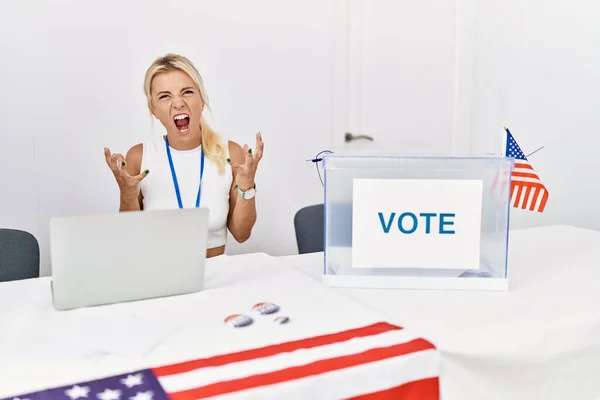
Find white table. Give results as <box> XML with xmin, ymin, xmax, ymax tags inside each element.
<box><xmin>0</xmin><ymin>252</ymin><xmax>439</xmax><ymax>399</ymax></box>
<box><xmin>281</xmin><ymin>225</ymin><xmax>600</xmax><ymax>400</ymax></box>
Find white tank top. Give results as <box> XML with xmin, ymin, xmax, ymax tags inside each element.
<box><xmin>139</xmin><ymin>135</ymin><xmax>233</xmax><ymax>249</ymax></box>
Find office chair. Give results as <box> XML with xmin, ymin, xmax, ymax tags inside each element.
<box><xmin>0</xmin><ymin>229</ymin><xmax>40</xmax><ymax>282</ymax></box>
<box><xmin>293</xmin><ymin>204</ymin><xmax>324</xmax><ymax>254</ymax></box>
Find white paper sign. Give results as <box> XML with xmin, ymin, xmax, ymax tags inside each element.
<box><xmin>351</xmin><ymin>179</ymin><xmax>483</xmax><ymax>269</ymax></box>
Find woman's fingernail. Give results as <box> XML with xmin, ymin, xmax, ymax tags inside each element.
<box><xmin>121</xmin><ymin>161</ymin><xmax>126</xmax><ymax>166</ymax></box>
<box><xmin>144</xmin><ymin>169</ymin><xmax>150</xmax><ymax>174</ymax></box>
<box><xmin>227</xmin><ymin>158</ymin><xmax>231</xmax><ymax>163</ymax></box>
<box><xmin>248</xmin><ymin>149</ymin><xmax>252</xmax><ymax>154</ymax></box>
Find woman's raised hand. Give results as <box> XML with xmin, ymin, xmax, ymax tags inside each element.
<box><xmin>104</xmin><ymin>147</ymin><xmax>149</xmax><ymax>194</ymax></box>
<box><xmin>228</xmin><ymin>132</ymin><xmax>264</xmax><ymax>190</ymax></box>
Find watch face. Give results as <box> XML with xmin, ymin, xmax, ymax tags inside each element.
<box><xmin>243</xmin><ymin>188</ymin><xmax>256</xmax><ymax>200</ymax></box>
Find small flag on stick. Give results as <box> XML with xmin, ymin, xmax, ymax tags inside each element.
<box><xmin>502</xmin><ymin>127</ymin><xmax>549</xmax><ymax>213</ymax></box>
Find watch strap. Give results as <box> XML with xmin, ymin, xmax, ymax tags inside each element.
<box><xmin>235</xmin><ymin>183</ymin><xmax>256</xmax><ymax>197</ymax></box>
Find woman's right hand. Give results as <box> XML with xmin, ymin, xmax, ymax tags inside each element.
<box><xmin>104</xmin><ymin>147</ymin><xmax>149</xmax><ymax>195</ymax></box>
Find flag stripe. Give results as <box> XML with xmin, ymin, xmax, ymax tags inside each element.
<box><xmin>524</xmin><ymin>186</ymin><xmax>534</xmax><ymax>209</ymax></box>
<box><xmin>511</xmin><ymin>183</ymin><xmax>523</xmax><ymax>206</ymax></box>
<box><xmin>519</xmin><ymin>186</ymin><xmax>530</xmax><ymax>208</ymax></box>
<box><xmin>152</xmin><ymin>322</ymin><xmax>401</xmax><ymax>378</ymax></box>
<box><xmin>529</xmin><ymin>188</ymin><xmax>541</xmax><ymax>211</ymax></box>
<box><xmin>513</xmin><ymin>163</ymin><xmax>540</xmax><ymax>179</ymax></box>
<box><xmin>347</xmin><ymin>377</ymin><xmax>440</xmax><ymax>400</ymax></box>
<box><xmin>512</xmin><ymin>176</ymin><xmax>544</xmax><ymax>184</ymax></box>
<box><xmin>514</xmin><ymin>162</ymin><xmax>533</xmax><ymax>170</ymax></box>
<box><xmin>179</xmin><ymin>345</ymin><xmax>440</xmax><ymax>400</ymax></box>
<box><xmin>537</xmin><ymin>189</ymin><xmax>548</xmax><ymax>211</ymax></box>
<box><xmin>158</xmin><ymin>329</ymin><xmax>415</xmax><ymax>392</ymax></box>
<box><xmin>512</xmin><ymin>171</ymin><xmax>539</xmax><ymax>179</ymax></box>
<box><xmin>167</xmin><ymin>338</ymin><xmax>435</xmax><ymax>400</ymax></box>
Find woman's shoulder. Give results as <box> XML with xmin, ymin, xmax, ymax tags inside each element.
<box><xmin>125</xmin><ymin>137</ymin><xmax>159</xmax><ymax>172</ymax></box>
<box><xmin>227</xmin><ymin>140</ymin><xmax>245</xmax><ymax>164</ymax></box>
<box><xmin>125</xmin><ymin>143</ymin><xmax>143</xmax><ymax>161</ymax></box>
<box><xmin>127</xmin><ymin>136</ymin><xmax>162</xmax><ymax>160</ymax></box>
<box><xmin>118</xmin><ymin>143</ymin><xmax>143</xmax><ymax>175</ymax></box>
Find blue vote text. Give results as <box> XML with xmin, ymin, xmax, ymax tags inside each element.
<box><xmin>377</xmin><ymin>212</ymin><xmax>455</xmax><ymax>234</ymax></box>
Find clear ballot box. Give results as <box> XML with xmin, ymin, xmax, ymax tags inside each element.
<box><xmin>322</xmin><ymin>154</ymin><xmax>514</xmax><ymax>291</ymax></box>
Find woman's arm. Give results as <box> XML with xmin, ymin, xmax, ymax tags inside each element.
<box><xmin>104</xmin><ymin>144</ymin><xmax>146</xmax><ymax>212</ymax></box>
<box><xmin>226</xmin><ymin>134</ymin><xmax>264</xmax><ymax>242</ymax></box>
<box><xmin>121</xmin><ymin>144</ymin><xmax>145</xmax><ymax>211</ymax></box>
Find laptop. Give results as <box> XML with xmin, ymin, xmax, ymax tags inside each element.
<box><xmin>48</xmin><ymin>208</ymin><xmax>209</xmax><ymax>310</ymax></box>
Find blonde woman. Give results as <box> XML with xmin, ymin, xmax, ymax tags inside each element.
<box><xmin>104</xmin><ymin>54</ymin><xmax>264</xmax><ymax>258</ymax></box>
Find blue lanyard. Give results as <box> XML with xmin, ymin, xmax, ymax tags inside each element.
<box><xmin>165</xmin><ymin>136</ymin><xmax>204</xmax><ymax>208</ymax></box>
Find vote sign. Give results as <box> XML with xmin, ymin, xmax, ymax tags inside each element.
<box><xmin>351</xmin><ymin>179</ymin><xmax>483</xmax><ymax>270</ymax></box>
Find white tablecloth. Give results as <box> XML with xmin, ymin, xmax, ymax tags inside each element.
<box><xmin>281</xmin><ymin>225</ymin><xmax>600</xmax><ymax>400</ymax></box>
<box><xmin>0</xmin><ymin>253</ymin><xmax>440</xmax><ymax>399</ymax></box>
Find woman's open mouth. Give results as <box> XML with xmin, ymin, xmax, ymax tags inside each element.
<box><xmin>173</xmin><ymin>113</ymin><xmax>190</xmax><ymax>134</ymax></box>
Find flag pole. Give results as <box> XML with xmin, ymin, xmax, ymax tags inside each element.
<box><xmin>501</xmin><ymin>126</ymin><xmax>508</xmax><ymax>158</ymax></box>
<box><xmin>525</xmin><ymin>146</ymin><xmax>544</xmax><ymax>158</ymax></box>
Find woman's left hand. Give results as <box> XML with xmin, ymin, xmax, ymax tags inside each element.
<box><xmin>229</xmin><ymin>132</ymin><xmax>264</xmax><ymax>190</ymax></box>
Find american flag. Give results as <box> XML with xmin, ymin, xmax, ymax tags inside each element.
<box><xmin>501</xmin><ymin>127</ymin><xmax>549</xmax><ymax>213</ymax></box>
<box><xmin>2</xmin><ymin>322</ymin><xmax>439</xmax><ymax>400</ymax></box>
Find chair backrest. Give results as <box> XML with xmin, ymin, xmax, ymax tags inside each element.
<box><xmin>293</xmin><ymin>204</ymin><xmax>324</xmax><ymax>254</ymax></box>
<box><xmin>0</xmin><ymin>229</ymin><xmax>40</xmax><ymax>282</ymax></box>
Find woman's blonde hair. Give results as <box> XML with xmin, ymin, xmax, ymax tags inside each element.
<box><xmin>143</xmin><ymin>53</ymin><xmax>228</xmax><ymax>174</ymax></box>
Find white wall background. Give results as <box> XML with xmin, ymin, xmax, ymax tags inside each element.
<box><xmin>1</xmin><ymin>0</ymin><xmax>600</xmax><ymax>276</ymax></box>
<box><xmin>469</xmin><ymin>0</ymin><xmax>600</xmax><ymax>231</ymax></box>
<box><xmin>0</xmin><ymin>0</ymin><xmax>336</xmax><ymax>276</ymax></box>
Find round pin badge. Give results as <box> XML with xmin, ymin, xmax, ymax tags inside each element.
<box><xmin>224</xmin><ymin>313</ymin><xmax>253</xmax><ymax>328</ymax></box>
<box><xmin>273</xmin><ymin>316</ymin><xmax>290</xmax><ymax>325</ymax></box>
<box><xmin>252</xmin><ymin>302</ymin><xmax>280</xmax><ymax>315</ymax></box>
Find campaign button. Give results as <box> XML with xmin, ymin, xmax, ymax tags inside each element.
<box><xmin>252</xmin><ymin>302</ymin><xmax>280</xmax><ymax>315</ymax></box>
<box><xmin>224</xmin><ymin>313</ymin><xmax>253</xmax><ymax>328</ymax></box>
<box><xmin>273</xmin><ymin>316</ymin><xmax>290</xmax><ymax>324</ymax></box>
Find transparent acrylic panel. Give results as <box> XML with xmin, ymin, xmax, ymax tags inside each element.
<box><xmin>323</xmin><ymin>154</ymin><xmax>513</xmax><ymax>288</ymax></box>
